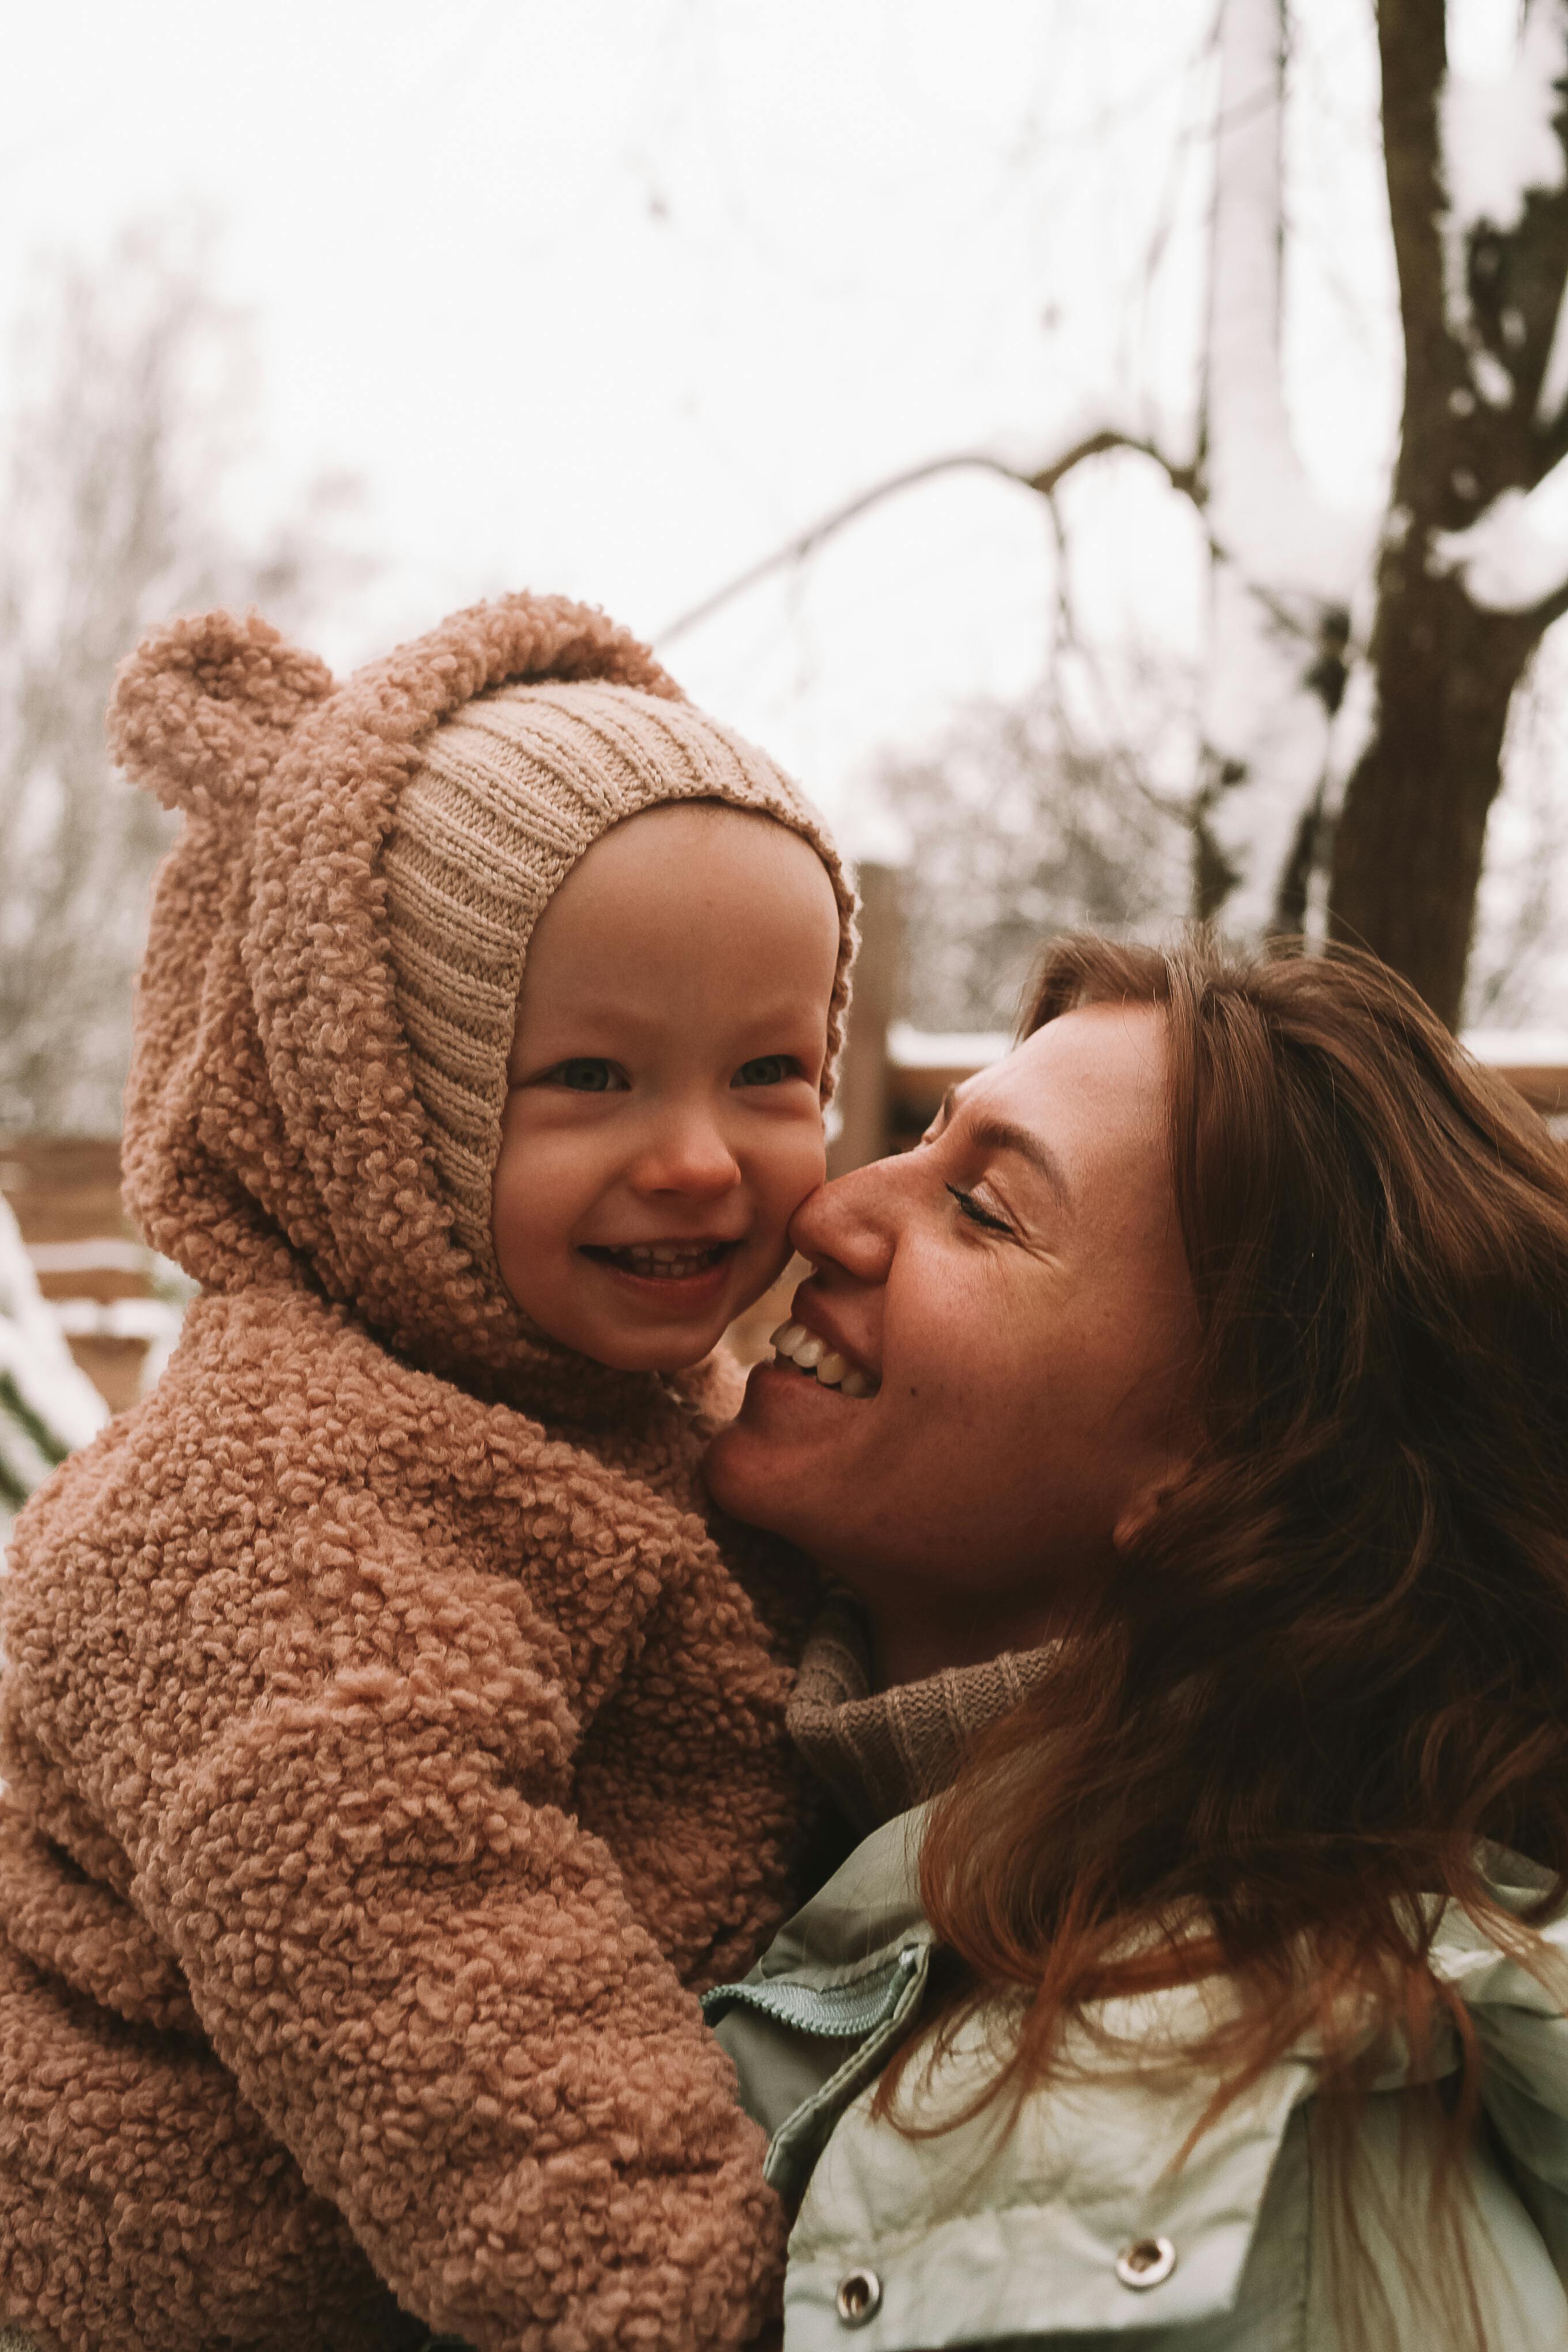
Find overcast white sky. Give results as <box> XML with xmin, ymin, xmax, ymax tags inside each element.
<box><xmin>0</xmin><ymin>0</ymin><xmax>1518</xmax><ymax>847</ymax></box>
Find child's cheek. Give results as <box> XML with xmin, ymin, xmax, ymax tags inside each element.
<box><xmin>756</xmin><ymin>1117</ymin><xmax>829</xmax><ymax>1249</ymax></box>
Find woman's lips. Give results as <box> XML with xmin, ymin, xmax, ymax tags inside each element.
<box><xmin>768</xmin><ymin>1317</ymin><xmax>878</xmax><ymax>1397</ymax></box>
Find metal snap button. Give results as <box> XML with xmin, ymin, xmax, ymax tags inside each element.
<box><xmin>835</xmin><ymin>2266</ymin><xmax>883</xmax><ymax>2326</ymax></box>
<box><xmin>1115</xmin><ymin>2236</ymin><xmax>1177</xmax><ymax>2290</ymax></box>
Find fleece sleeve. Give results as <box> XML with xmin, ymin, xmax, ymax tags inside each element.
<box><xmin>132</xmin><ymin>1543</ymin><xmax>787</xmax><ymax>2352</ymax></box>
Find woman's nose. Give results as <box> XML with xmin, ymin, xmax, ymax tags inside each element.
<box><xmin>789</xmin><ymin>1156</ymin><xmax>898</xmax><ymax>1284</ymax></box>
<box><xmin>629</xmin><ymin>1107</ymin><xmax>742</xmax><ymax>1199</ymax></box>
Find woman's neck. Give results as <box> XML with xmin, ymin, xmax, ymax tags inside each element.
<box><xmin>851</xmin><ymin>1580</ymin><xmax>1070</xmax><ymax>1692</ymax></box>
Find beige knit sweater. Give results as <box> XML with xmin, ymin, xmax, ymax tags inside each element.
<box><xmin>786</xmin><ymin>1590</ymin><xmax>1058</xmax><ymax>1832</ymax></box>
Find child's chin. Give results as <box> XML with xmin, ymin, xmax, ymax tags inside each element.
<box><xmin>636</xmin><ymin>1335</ymin><xmax>726</xmax><ymax>1374</ymax></box>
<box><xmin>589</xmin><ymin>1320</ymin><xmax>729</xmax><ymax>1375</ymax></box>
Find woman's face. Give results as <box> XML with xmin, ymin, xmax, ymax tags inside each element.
<box><xmin>706</xmin><ymin>1003</ymin><xmax>1200</xmax><ymax>1641</ymax></box>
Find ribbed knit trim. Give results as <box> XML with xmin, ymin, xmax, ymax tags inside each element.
<box><xmin>786</xmin><ymin>1591</ymin><xmax>1058</xmax><ymax>1834</ymax></box>
<box><xmin>380</xmin><ymin>677</ymin><xmax>853</xmax><ymax>1277</ymax></box>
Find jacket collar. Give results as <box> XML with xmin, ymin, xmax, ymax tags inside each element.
<box><xmin>714</xmin><ymin>1814</ymin><xmax>1568</xmax><ymax>2349</ymax></box>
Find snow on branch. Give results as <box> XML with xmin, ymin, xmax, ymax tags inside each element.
<box><xmin>1197</xmin><ymin>0</ymin><xmax>1366</xmax><ymax>933</ymax></box>
<box><xmin>1430</xmin><ymin>448</ymin><xmax>1568</xmax><ymax>610</ymax></box>
<box><xmin>1204</xmin><ymin>0</ymin><xmax>1356</xmax><ymax>601</ymax></box>
<box><xmin>1440</xmin><ymin>0</ymin><xmax>1568</xmax><ymax>401</ymax></box>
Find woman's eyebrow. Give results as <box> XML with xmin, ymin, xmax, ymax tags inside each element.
<box><xmin>958</xmin><ymin>1107</ymin><xmax>1072</xmax><ymax>1206</ymax></box>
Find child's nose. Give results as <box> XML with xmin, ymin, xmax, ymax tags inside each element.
<box><xmin>630</xmin><ymin>1106</ymin><xmax>742</xmax><ymax>1199</ymax></box>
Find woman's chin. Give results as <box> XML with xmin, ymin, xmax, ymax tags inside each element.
<box><xmin>705</xmin><ymin>1358</ymin><xmax>855</xmax><ymax>1524</ymax></box>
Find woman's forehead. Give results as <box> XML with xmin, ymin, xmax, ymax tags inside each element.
<box><xmin>964</xmin><ymin>1004</ymin><xmax>1170</xmax><ymax>1183</ymax></box>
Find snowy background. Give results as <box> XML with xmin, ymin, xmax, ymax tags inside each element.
<box><xmin>2</xmin><ymin>0</ymin><xmax>1568</xmax><ymax>1484</ymax></box>
<box><xmin>5</xmin><ymin>0</ymin><xmax>1565</xmax><ymax>1043</ymax></box>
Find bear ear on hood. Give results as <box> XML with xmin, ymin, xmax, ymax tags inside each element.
<box><xmin>108</xmin><ymin>609</ymin><xmax>334</xmax><ymax>815</ymax></box>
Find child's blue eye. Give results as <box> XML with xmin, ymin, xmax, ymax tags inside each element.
<box><xmin>733</xmin><ymin>1055</ymin><xmax>799</xmax><ymax>1088</ymax></box>
<box><xmin>550</xmin><ymin>1059</ymin><xmax>625</xmax><ymax>1093</ymax></box>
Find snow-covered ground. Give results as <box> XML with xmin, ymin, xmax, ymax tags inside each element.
<box><xmin>0</xmin><ymin>1195</ymin><xmax>108</xmax><ymax>1537</ymax></box>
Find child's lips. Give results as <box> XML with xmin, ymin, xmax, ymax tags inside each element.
<box><xmin>577</xmin><ymin>1238</ymin><xmax>742</xmax><ymax>1307</ymax></box>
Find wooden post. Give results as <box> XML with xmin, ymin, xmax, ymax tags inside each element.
<box><xmin>827</xmin><ymin>860</ymin><xmax>904</xmax><ymax>1176</ymax></box>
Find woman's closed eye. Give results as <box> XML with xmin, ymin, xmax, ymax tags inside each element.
<box><xmin>946</xmin><ymin>1182</ymin><xmax>1013</xmax><ymax>1235</ymax></box>
<box><xmin>733</xmin><ymin>1054</ymin><xmax>802</xmax><ymax>1088</ymax></box>
<box><xmin>540</xmin><ymin>1058</ymin><xmax>630</xmax><ymax>1093</ymax></box>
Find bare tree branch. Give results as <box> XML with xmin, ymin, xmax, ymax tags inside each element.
<box><xmin>655</xmin><ymin>433</ymin><xmax>1198</xmax><ymax>647</ymax></box>
<box><xmin>0</xmin><ymin>227</ymin><xmax>368</xmax><ymax>1134</ymax></box>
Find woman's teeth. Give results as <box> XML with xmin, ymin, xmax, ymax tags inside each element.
<box><xmin>768</xmin><ymin>1320</ymin><xmax>875</xmax><ymax>1397</ymax></box>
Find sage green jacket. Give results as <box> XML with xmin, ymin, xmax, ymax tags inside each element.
<box><xmin>706</xmin><ymin>1813</ymin><xmax>1568</xmax><ymax>2351</ymax></box>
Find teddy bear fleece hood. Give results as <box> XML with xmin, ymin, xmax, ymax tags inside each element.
<box><xmin>0</xmin><ymin>593</ymin><xmax>839</xmax><ymax>2352</ymax></box>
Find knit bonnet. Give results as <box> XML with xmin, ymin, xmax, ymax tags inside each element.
<box><xmin>380</xmin><ymin>676</ymin><xmax>853</xmax><ymax>1277</ymax></box>
<box><xmin>109</xmin><ymin>591</ymin><xmax>853</xmax><ymax>1385</ymax></box>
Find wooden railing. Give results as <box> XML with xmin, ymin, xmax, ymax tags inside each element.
<box><xmin>827</xmin><ymin>863</ymin><xmax>1568</xmax><ymax>1169</ymax></box>
<box><xmin>0</xmin><ymin>1139</ymin><xmax>184</xmax><ymax>1412</ymax></box>
<box><xmin>4</xmin><ymin>909</ymin><xmax>1565</xmax><ymax>1408</ymax></box>
<box><xmin>873</xmin><ymin>1019</ymin><xmax>1568</xmax><ymax>1147</ymax></box>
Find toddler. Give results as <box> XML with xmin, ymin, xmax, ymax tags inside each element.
<box><xmin>0</xmin><ymin>593</ymin><xmax>854</xmax><ymax>2352</ymax></box>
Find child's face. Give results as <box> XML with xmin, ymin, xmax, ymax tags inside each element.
<box><xmin>492</xmin><ymin>802</ymin><xmax>841</xmax><ymax>1371</ymax></box>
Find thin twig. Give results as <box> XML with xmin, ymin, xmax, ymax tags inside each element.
<box><xmin>655</xmin><ymin>432</ymin><xmax>1200</xmax><ymax>646</ymax></box>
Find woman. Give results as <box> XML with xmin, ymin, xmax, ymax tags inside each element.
<box><xmin>703</xmin><ymin>932</ymin><xmax>1568</xmax><ymax>2351</ymax></box>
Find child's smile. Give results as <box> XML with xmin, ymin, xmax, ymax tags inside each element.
<box><xmin>578</xmin><ymin>1234</ymin><xmax>743</xmax><ymax>1313</ymax></box>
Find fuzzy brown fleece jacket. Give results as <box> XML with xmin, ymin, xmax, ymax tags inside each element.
<box><xmin>0</xmin><ymin>597</ymin><xmax>830</xmax><ymax>2352</ymax></box>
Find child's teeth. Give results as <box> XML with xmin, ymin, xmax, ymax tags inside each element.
<box><xmin>793</xmin><ymin>1333</ymin><xmax>826</xmax><ymax>1369</ymax></box>
<box><xmin>839</xmin><ymin>1369</ymin><xmax>874</xmax><ymax>1398</ymax></box>
<box><xmin>815</xmin><ymin>1350</ymin><xmax>847</xmax><ymax>1386</ymax></box>
<box><xmin>620</xmin><ymin>1243</ymin><xmax>718</xmax><ymax>1275</ymax></box>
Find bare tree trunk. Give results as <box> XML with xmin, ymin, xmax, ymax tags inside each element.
<box><xmin>826</xmin><ymin>860</ymin><xmax>904</xmax><ymax>1177</ymax></box>
<box><xmin>1330</xmin><ymin>567</ymin><xmax>1536</xmax><ymax>1019</ymax></box>
<box><xmin>1330</xmin><ymin>0</ymin><xmax>1568</xmax><ymax>1023</ymax></box>
<box><xmin>659</xmin><ymin>0</ymin><xmax>1568</xmax><ymax>1030</ymax></box>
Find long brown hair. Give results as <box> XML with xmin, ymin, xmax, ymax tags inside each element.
<box><xmin>896</xmin><ymin>934</ymin><xmax>1568</xmax><ymax>2192</ymax></box>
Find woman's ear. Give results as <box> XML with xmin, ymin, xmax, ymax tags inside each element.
<box><xmin>108</xmin><ymin>608</ymin><xmax>334</xmax><ymax>816</ymax></box>
<box><xmin>1111</xmin><ymin>1452</ymin><xmax>1195</xmax><ymax>1554</ymax></box>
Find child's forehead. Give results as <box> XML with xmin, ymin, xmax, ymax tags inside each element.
<box><xmin>575</xmin><ymin>797</ymin><xmax>816</xmax><ymax>869</ymax></box>
<box><xmin>540</xmin><ymin>801</ymin><xmax>836</xmax><ymax>930</ymax></box>
<box><xmin>512</xmin><ymin>815</ymin><xmax>840</xmax><ymax>1052</ymax></box>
